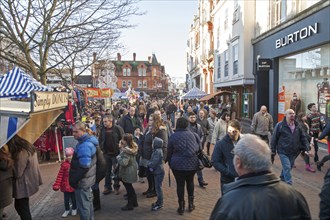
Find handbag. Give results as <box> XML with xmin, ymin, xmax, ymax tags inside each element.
<box><xmin>198</xmin><ymin>150</ymin><xmax>212</xmax><ymax>168</ymax></box>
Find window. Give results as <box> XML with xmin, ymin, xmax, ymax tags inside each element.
<box><xmin>128</xmin><ymin>80</ymin><xmax>132</xmax><ymax>87</ymax></box>
<box><xmin>224</xmin><ymin>9</ymin><xmax>228</xmax><ymax>31</ymax></box>
<box><xmin>274</xmin><ymin>0</ymin><xmax>287</xmax><ymax>25</ymax></box>
<box><xmin>143</xmin><ymin>68</ymin><xmax>146</xmax><ymax>76</ymax></box>
<box><xmin>143</xmin><ymin>80</ymin><xmax>147</xmax><ymax>88</ymax></box>
<box><xmin>153</xmin><ymin>68</ymin><xmax>157</xmax><ymax>76</ymax></box>
<box><xmin>123</xmin><ymin>67</ymin><xmax>130</xmax><ymax>76</ymax></box>
<box><xmin>224</xmin><ymin>50</ymin><xmax>229</xmax><ymax>77</ymax></box>
<box><xmin>217</xmin><ymin>54</ymin><xmax>221</xmax><ymax>79</ymax></box>
<box><xmin>122</xmin><ymin>80</ymin><xmax>126</xmax><ymax>88</ymax></box>
<box><xmin>233</xmin><ymin>0</ymin><xmax>239</xmax><ymax>23</ymax></box>
<box><xmin>127</xmin><ymin>68</ymin><xmax>131</xmax><ymax>76</ymax></box>
<box><xmin>138</xmin><ymin>68</ymin><xmax>143</xmax><ymax>76</ymax></box>
<box><xmin>123</xmin><ymin>68</ymin><xmax>127</xmax><ymax>76</ymax></box>
<box><xmin>138</xmin><ymin>80</ymin><xmax>142</xmax><ymax>88</ymax></box>
<box><xmin>233</xmin><ymin>44</ymin><xmax>238</xmax><ymax>75</ymax></box>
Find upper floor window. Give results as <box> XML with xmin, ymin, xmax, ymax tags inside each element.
<box><xmin>217</xmin><ymin>54</ymin><xmax>221</xmax><ymax>79</ymax></box>
<box><xmin>233</xmin><ymin>44</ymin><xmax>238</xmax><ymax>75</ymax></box>
<box><xmin>224</xmin><ymin>8</ymin><xmax>228</xmax><ymax>31</ymax></box>
<box><xmin>153</xmin><ymin>68</ymin><xmax>157</xmax><ymax>76</ymax></box>
<box><xmin>138</xmin><ymin>80</ymin><xmax>142</xmax><ymax>88</ymax></box>
<box><xmin>233</xmin><ymin>0</ymin><xmax>239</xmax><ymax>23</ymax></box>
<box><xmin>274</xmin><ymin>0</ymin><xmax>287</xmax><ymax>25</ymax></box>
<box><xmin>122</xmin><ymin>80</ymin><xmax>126</xmax><ymax>88</ymax></box>
<box><xmin>224</xmin><ymin>50</ymin><xmax>229</xmax><ymax>77</ymax></box>
<box><xmin>138</xmin><ymin>68</ymin><xmax>143</xmax><ymax>76</ymax></box>
<box><xmin>127</xmin><ymin>80</ymin><xmax>132</xmax><ymax>87</ymax></box>
<box><xmin>143</xmin><ymin>80</ymin><xmax>147</xmax><ymax>88</ymax></box>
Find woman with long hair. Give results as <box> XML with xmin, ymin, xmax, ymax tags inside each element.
<box><xmin>141</xmin><ymin>113</ymin><xmax>168</xmax><ymax>198</ymax></box>
<box><xmin>211</xmin><ymin>112</ymin><xmax>231</xmax><ymax>148</ymax></box>
<box><xmin>7</xmin><ymin>135</ymin><xmax>42</xmax><ymax>220</ymax></box>
<box><xmin>0</xmin><ymin>145</ymin><xmax>14</xmax><ymax>219</ymax></box>
<box><xmin>117</xmin><ymin>134</ymin><xmax>138</xmax><ymax>211</ymax></box>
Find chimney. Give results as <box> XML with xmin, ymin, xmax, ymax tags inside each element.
<box><xmin>117</xmin><ymin>53</ymin><xmax>121</xmax><ymax>61</ymax></box>
<box><xmin>133</xmin><ymin>53</ymin><xmax>136</xmax><ymax>61</ymax></box>
<box><xmin>148</xmin><ymin>56</ymin><xmax>151</xmax><ymax>63</ymax></box>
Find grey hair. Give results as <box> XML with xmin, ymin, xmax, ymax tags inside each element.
<box><xmin>234</xmin><ymin>134</ymin><xmax>272</xmax><ymax>173</ymax></box>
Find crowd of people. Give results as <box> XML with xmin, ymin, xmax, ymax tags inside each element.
<box><xmin>1</xmin><ymin>96</ymin><xmax>330</xmax><ymax>220</ymax></box>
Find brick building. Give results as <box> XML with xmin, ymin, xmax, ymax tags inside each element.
<box><xmin>92</xmin><ymin>53</ymin><xmax>170</xmax><ymax>98</ymax></box>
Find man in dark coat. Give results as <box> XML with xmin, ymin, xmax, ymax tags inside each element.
<box><xmin>210</xmin><ymin>134</ymin><xmax>311</xmax><ymax>220</ymax></box>
<box><xmin>320</xmin><ymin>168</ymin><xmax>330</xmax><ymax>220</ymax></box>
<box><xmin>121</xmin><ymin>106</ymin><xmax>142</xmax><ymax>134</ymax></box>
<box><xmin>211</xmin><ymin>120</ymin><xmax>240</xmax><ymax>195</ymax></box>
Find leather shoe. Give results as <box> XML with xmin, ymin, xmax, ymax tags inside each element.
<box><xmin>199</xmin><ymin>180</ymin><xmax>208</xmax><ymax>186</ymax></box>
<box><xmin>142</xmin><ymin>190</ymin><xmax>151</xmax><ymax>195</ymax></box>
<box><xmin>146</xmin><ymin>192</ymin><xmax>157</xmax><ymax>198</ymax></box>
<box><xmin>103</xmin><ymin>188</ymin><xmax>113</xmax><ymax>195</ymax></box>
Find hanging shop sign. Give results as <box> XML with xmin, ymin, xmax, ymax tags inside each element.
<box><xmin>275</xmin><ymin>22</ymin><xmax>318</xmax><ymax>49</ymax></box>
<box><xmin>257</xmin><ymin>58</ymin><xmax>273</xmax><ymax>71</ymax></box>
<box><xmin>100</xmin><ymin>88</ymin><xmax>114</xmax><ymax>98</ymax></box>
<box><xmin>33</xmin><ymin>91</ymin><xmax>69</xmax><ymax>112</ymax></box>
<box><xmin>85</xmin><ymin>88</ymin><xmax>100</xmax><ymax>98</ymax></box>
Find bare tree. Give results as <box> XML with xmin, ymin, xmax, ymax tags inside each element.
<box><xmin>0</xmin><ymin>0</ymin><xmax>141</xmax><ymax>84</ymax></box>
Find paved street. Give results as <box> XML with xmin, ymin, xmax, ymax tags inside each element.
<box><xmin>4</xmin><ymin>143</ymin><xmax>329</xmax><ymax>220</ymax></box>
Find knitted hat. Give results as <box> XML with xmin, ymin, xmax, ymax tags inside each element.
<box><xmin>65</xmin><ymin>147</ymin><xmax>74</xmax><ymax>157</ymax></box>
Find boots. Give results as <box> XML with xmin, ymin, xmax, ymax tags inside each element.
<box><xmin>317</xmin><ymin>161</ymin><xmax>323</xmax><ymax>171</ymax></box>
<box><xmin>132</xmin><ymin>194</ymin><xmax>138</xmax><ymax>207</ymax></box>
<box><xmin>121</xmin><ymin>198</ymin><xmax>134</xmax><ymax>211</ymax></box>
<box><xmin>93</xmin><ymin>189</ymin><xmax>101</xmax><ymax>211</ymax></box>
<box><xmin>177</xmin><ymin>200</ymin><xmax>185</xmax><ymax>215</ymax></box>
<box><xmin>188</xmin><ymin>196</ymin><xmax>195</xmax><ymax>212</ymax></box>
<box><xmin>305</xmin><ymin>164</ymin><xmax>316</xmax><ymax>173</ymax></box>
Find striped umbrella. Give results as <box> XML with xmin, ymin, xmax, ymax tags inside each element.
<box><xmin>0</xmin><ymin>67</ymin><xmax>51</xmax><ymax>98</ymax></box>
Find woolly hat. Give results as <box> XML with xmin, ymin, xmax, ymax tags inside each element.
<box><xmin>65</xmin><ymin>147</ymin><xmax>74</xmax><ymax>157</ymax></box>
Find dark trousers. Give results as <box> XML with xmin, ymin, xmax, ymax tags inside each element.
<box><xmin>319</xmin><ymin>154</ymin><xmax>330</xmax><ymax>165</ymax></box>
<box><xmin>172</xmin><ymin>170</ymin><xmax>196</xmax><ymax>202</ymax></box>
<box><xmin>122</xmin><ymin>182</ymin><xmax>136</xmax><ymax>199</ymax></box>
<box><xmin>312</xmin><ymin>133</ymin><xmax>319</xmax><ymax>162</ymax></box>
<box><xmin>15</xmin><ymin>198</ymin><xmax>32</xmax><ymax>220</ymax></box>
<box><xmin>146</xmin><ymin>169</ymin><xmax>155</xmax><ymax>192</ymax></box>
<box><xmin>64</xmin><ymin>192</ymin><xmax>77</xmax><ymax>211</ymax></box>
<box><xmin>104</xmin><ymin>154</ymin><xmax>117</xmax><ymax>190</ymax></box>
<box><xmin>257</xmin><ymin>134</ymin><xmax>269</xmax><ymax>145</ymax></box>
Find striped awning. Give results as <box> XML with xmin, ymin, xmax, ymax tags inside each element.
<box><xmin>0</xmin><ymin>114</ymin><xmax>30</xmax><ymax>148</ymax></box>
<box><xmin>0</xmin><ymin>67</ymin><xmax>51</xmax><ymax>98</ymax></box>
<box><xmin>182</xmin><ymin>87</ymin><xmax>208</xmax><ymax>100</ymax></box>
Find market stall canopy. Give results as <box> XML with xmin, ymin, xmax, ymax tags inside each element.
<box><xmin>0</xmin><ymin>67</ymin><xmax>51</xmax><ymax>98</ymax></box>
<box><xmin>182</xmin><ymin>87</ymin><xmax>208</xmax><ymax>100</ymax></box>
<box><xmin>199</xmin><ymin>91</ymin><xmax>233</xmax><ymax>103</ymax></box>
<box><xmin>111</xmin><ymin>92</ymin><xmax>127</xmax><ymax>100</ymax></box>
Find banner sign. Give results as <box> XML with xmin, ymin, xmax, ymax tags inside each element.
<box><xmin>100</xmin><ymin>88</ymin><xmax>113</xmax><ymax>98</ymax></box>
<box><xmin>85</xmin><ymin>88</ymin><xmax>100</xmax><ymax>98</ymax></box>
<box><xmin>33</xmin><ymin>91</ymin><xmax>69</xmax><ymax>112</ymax></box>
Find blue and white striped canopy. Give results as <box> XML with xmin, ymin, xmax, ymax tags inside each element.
<box><xmin>0</xmin><ymin>115</ymin><xmax>30</xmax><ymax>148</ymax></box>
<box><xmin>0</xmin><ymin>67</ymin><xmax>51</xmax><ymax>98</ymax></box>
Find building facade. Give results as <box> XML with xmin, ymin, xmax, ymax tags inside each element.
<box><xmin>92</xmin><ymin>53</ymin><xmax>170</xmax><ymax>98</ymax></box>
<box><xmin>253</xmin><ymin>0</ymin><xmax>329</xmax><ymax>122</ymax></box>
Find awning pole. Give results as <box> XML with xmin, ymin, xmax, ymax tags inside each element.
<box><xmin>55</xmin><ymin>127</ymin><xmax>61</xmax><ymax>162</ymax></box>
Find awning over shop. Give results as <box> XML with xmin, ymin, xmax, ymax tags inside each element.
<box><xmin>199</xmin><ymin>91</ymin><xmax>233</xmax><ymax>102</ymax></box>
<box><xmin>0</xmin><ymin>67</ymin><xmax>51</xmax><ymax>98</ymax></box>
<box><xmin>182</xmin><ymin>87</ymin><xmax>208</xmax><ymax>100</ymax></box>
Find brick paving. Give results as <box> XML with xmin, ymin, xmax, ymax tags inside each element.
<box><xmin>3</xmin><ymin>144</ymin><xmax>329</xmax><ymax>220</ymax></box>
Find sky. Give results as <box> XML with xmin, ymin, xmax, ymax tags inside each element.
<box><xmin>119</xmin><ymin>0</ymin><xmax>198</xmax><ymax>83</ymax></box>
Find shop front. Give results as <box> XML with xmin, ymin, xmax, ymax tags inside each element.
<box><xmin>253</xmin><ymin>4</ymin><xmax>330</xmax><ymax>122</ymax></box>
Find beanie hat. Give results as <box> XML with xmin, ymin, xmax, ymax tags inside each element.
<box><xmin>65</xmin><ymin>147</ymin><xmax>74</xmax><ymax>157</ymax></box>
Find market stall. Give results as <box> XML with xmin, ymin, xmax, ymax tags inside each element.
<box><xmin>0</xmin><ymin>67</ymin><xmax>69</xmax><ymax>161</ymax></box>
<box><xmin>181</xmin><ymin>86</ymin><xmax>208</xmax><ymax>100</ymax></box>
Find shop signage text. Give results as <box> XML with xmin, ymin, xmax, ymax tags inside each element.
<box><xmin>275</xmin><ymin>22</ymin><xmax>318</xmax><ymax>49</ymax></box>
<box><xmin>34</xmin><ymin>92</ymin><xmax>69</xmax><ymax>112</ymax></box>
<box><xmin>257</xmin><ymin>58</ymin><xmax>272</xmax><ymax>71</ymax></box>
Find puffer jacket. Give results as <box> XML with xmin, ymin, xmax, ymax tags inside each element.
<box><xmin>166</xmin><ymin>128</ymin><xmax>200</xmax><ymax>171</ymax></box>
<box><xmin>147</xmin><ymin>137</ymin><xmax>164</xmax><ymax>175</ymax></box>
<box><xmin>141</xmin><ymin>126</ymin><xmax>168</xmax><ymax>161</ymax></box>
<box><xmin>53</xmin><ymin>160</ymin><xmax>74</xmax><ymax>193</ymax></box>
<box><xmin>211</xmin><ymin>134</ymin><xmax>239</xmax><ymax>182</ymax></box>
<box><xmin>271</xmin><ymin>118</ymin><xmax>309</xmax><ymax>156</ymax></box>
<box><xmin>69</xmin><ymin>134</ymin><xmax>97</xmax><ymax>189</ymax></box>
<box><xmin>117</xmin><ymin>144</ymin><xmax>138</xmax><ymax>183</ymax></box>
<box><xmin>210</xmin><ymin>172</ymin><xmax>311</xmax><ymax>220</ymax></box>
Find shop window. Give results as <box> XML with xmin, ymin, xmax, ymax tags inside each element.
<box><xmin>278</xmin><ymin>44</ymin><xmax>330</xmax><ymax>119</ymax></box>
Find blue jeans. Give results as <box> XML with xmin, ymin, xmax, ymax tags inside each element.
<box><xmin>170</xmin><ymin>112</ymin><xmax>175</xmax><ymax>128</ymax></box>
<box><xmin>104</xmin><ymin>154</ymin><xmax>117</xmax><ymax>190</ymax></box>
<box><xmin>154</xmin><ymin>173</ymin><xmax>165</xmax><ymax>205</ymax></box>
<box><xmin>196</xmin><ymin>169</ymin><xmax>204</xmax><ymax>184</ymax></box>
<box><xmin>75</xmin><ymin>188</ymin><xmax>93</xmax><ymax>220</ymax></box>
<box><xmin>64</xmin><ymin>192</ymin><xmax>77</xmax><ymax>211</ymax></box>
<box><xmin>279</xmin><ymin>154</ymin><xmax>296</xmax><ymax>185</ymax></box>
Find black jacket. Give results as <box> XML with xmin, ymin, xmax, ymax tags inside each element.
<box><xmin>99</xmin><ymin>125</ymin><xmax>124</xmax><ymax>156</ymax></box>
<box><xmin>121</xmin><ymin>114</ymin><xmax>141</xmax><ymax>134</ymax></box>
<box><xmin>320</xmin><ymin>168</ymin><xmax>330</xmax><ymax>220</ymax></box>
<box><xmin>210</xmin><ymin>172</ymin><xmax>311</xmax><ymax>220</ymax></box>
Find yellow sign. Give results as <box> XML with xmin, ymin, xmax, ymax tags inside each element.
<box><xmin>33</xmin><ymin>91</ymin><xmax>69</xmax><ymax>112</ymax></box>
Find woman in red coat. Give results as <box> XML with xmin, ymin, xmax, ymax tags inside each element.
<box><xmin>53</xmin><ymin>147</ymin><xmax>77</xmax><ymax>218</ymax></box>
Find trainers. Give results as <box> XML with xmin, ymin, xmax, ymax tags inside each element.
<box><xmin>71</xmin><ymin>209</ymin><xmax>77</xmax><ymax>216</ymax></box>
<box><xmin>62</xmin><ymin>210</ymin><xmax>70</xmax><ymax>218</ymax></box>
<box><xmin>151</xmin><ymin>203</ymin><xmax>163</xmax><ymax>211</ymax></box>
<box><xmin>103</xmin><ymin>188</ymin><xmax>113</xmax><ymax>195</ymax></box>
<box><xmin>317</xmin><ymin>162</ymin><xmax>323</xmax><ymax>172</ymax></box>
<box><xmin>305</xmin><ymin>164</ymin><xmax>316</xmax><ymax>173</ymax></box>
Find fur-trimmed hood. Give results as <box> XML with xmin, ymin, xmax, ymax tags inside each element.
<box><xmin>122</xmin><ymin>143</ymin><xmax>138</xmax><ymax>155</ymax></box>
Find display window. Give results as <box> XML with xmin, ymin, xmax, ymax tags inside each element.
<box><xmin>278</xmin><ymin>43</ymin><xmax>330</xmax><ymax>121</ymax></box>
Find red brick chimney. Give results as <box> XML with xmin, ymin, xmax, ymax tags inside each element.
<box><xmin>133</xmin><ymin>53</ymin><xmax>136</xmax><ymax>61</ymax></box>
<box><xmin>117</xmin><ymin>53</ymin><xmax>121</xmax><ymax>61</ymax></box>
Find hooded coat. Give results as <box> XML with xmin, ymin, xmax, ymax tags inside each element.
<box><xmin>147</xmin><ymin>137</ymin><xmax>164</xmax><ymax>175</ymax></box>
<box><xmin>117</xmin><ymin>143</ymin><xmax>138</xmax><ymax>183</ymax></box>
